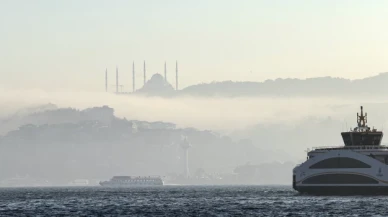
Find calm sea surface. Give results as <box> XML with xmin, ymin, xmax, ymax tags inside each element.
<box><xmin>0</xmin><ymin>185</ymin><xmax>387</xmax><ymax>216</ymax></box>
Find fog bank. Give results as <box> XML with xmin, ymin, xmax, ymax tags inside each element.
<box><xmin>2</xmin><ymin>88</ymin><xmax>385</xmax><ymax>132</ymax></box>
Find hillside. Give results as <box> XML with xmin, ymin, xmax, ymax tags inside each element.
<box><xmin>0</xmin><ymin>105</ymin><xmax>293</xmax><ymax>185</ymax></box>
<box><xmin>178</xmin><ymin>72</ymin><xmax>388</xmax><ymax>97</ymax></box>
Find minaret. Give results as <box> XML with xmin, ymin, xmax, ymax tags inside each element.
<box><xmin>164</xmin><ymin>61</ymin><xmax>167</xmax><ymax>82</ymax></box>
<box><xmin>116</xmin><ymin>66</ymin><xmax>119</xmax><ymax>93</ymax></box>
<box><xmin>180</xmin><ymin>136</ymin><xmax>191</xmax><ymax>178</ymax></box>
<box><xmin>143</xmin><ymin>61</ymin><xmax>146</xmax><ymax>86</ymax></box>
<box><xmin>176</xmin><ymin>61</ymin><xmax>178</xmax><ymax>90</ymax></box>
<box><xmin>105</xmin><ymin>68</ymin><xmax>108</xmax><ymax>92</ymax></box>
<box><xmin>132</xmin><ymin>62</ymin><xmax>135</xmax><ymax>92</ymax></box>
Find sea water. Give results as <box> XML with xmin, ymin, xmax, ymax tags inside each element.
<box><xmin>0</xmin><ymin>185</ymin><xmax>386</xmax><ymax>216</ymax></box>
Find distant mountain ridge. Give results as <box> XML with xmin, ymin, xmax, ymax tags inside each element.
<box><xmin>176</xmin><ymin>72</ymin><xmax>388</xmax><ymax>97</ymax></box>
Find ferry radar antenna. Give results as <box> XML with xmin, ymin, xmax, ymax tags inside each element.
<box><xmin>356</xmin><ymin>106</ymin><xmax>368</xmax><ymax>130</ymax></box>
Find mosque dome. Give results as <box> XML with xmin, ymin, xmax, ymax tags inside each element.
<box><xmin>136</xmin><ymin>73</ymin><xmax>175</xmax><ymax>96</ymax></box>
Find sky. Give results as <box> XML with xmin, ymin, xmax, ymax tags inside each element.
<box><xmin>1</xmin><ymin>0</ymin><xmax>388</xmax><ymax>92</ymax></box>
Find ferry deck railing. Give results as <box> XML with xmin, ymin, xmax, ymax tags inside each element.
<box><xmin>310</xmin><ymin>145</ymin><xmax>388</xmax><ymax>152</ymax></box>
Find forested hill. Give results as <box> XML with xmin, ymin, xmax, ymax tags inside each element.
<box><xmin>179</xmin><ymin>72</ymin><xmax>388</xmax><ymax>97</ymax></box>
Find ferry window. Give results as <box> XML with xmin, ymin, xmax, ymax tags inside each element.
<box><xmin>302</xmin><ymin>174</ymin><xmax>378</xmax><ymax>184</ymax></box>
<box><xmin>309</xmin><ymin>157</ymin><xmax>371</xmax><ymax>169</ymax></box>
<box><xmin>341</xmin><ymin>133</ymin><xmax>352</xmax><ymax>146</ymax></box>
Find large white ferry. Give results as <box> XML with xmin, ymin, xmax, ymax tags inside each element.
<box><xmin>99</xmin><ymin>176</ymin><xmax>164</xmax><ymax>187</ymax></box>
<box><xmin>293</xmin><ymin>106</ymin><xmax>388</xmax><ymax>195</ymax></box>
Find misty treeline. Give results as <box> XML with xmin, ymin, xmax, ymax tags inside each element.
<box><xmin>0</xmin><ymin>105</ymin><xmax>295</xmax><ymax>184</ymax></box>
<box><xmin>0</xmin><ymin>98</ymin><xmax>387</xmax><ymax>185</ymax></box>
<box><xmin>180</xmin><ymin>72</ymin><xmax>388</xmax><ymax>97</ymax></box>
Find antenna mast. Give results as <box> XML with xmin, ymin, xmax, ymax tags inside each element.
<box><xmin>357</xmin><ymin>106</ymin><xmax>367</xmax><ymax>127</ymax></box>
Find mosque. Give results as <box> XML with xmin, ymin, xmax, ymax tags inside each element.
<box><xmin>104</xmin><ymin>61</ymin><xmax>179</xmax><ymax>97</ymax></box>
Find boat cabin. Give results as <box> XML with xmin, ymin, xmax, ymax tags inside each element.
<box><xmin>341</xmin><ymin>106</ymin><xmax>383</xmax><ymax>146</ymax></box>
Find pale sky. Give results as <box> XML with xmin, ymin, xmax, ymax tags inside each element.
<box><xmin>1</xmin><ymin>0</ymin><xmax>388</xmax><ymax>92</ymax></box>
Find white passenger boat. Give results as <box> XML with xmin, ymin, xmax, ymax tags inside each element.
<box><xmin>99</xmin><ymin>176</ymin><xmax>164</xmax><ymax>187</ymax></box>
<box><xmin>293</xmin><ymin>106</ymin><xmax>388</xmax><ymax>195</ymax></box>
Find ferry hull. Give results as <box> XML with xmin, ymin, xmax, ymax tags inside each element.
<box><xmin>294</xmin><ymin>186</ymin><xmax>388</xmax><ymax>195</ymax></box>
